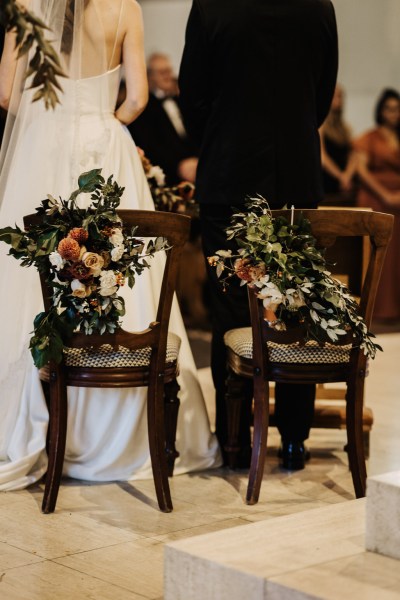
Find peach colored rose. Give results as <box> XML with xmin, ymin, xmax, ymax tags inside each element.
<box><xmin>82</xmin><ymin>251</ymin><xmax>104</xmax><ymax>275</ymax></box>
<box><xmin>71</xmin><ymin>279</ymin><xmax>87</xmax><ymax>298</ymax></box>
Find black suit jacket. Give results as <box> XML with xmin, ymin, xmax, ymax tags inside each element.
<box><xmin>179</xmin><ymin>0</ymin><xmax>338</xmax><ymax>208</ymax></box>
<box><xmin>128</xmin><ymin>92</ymin><xmax>198</xmax><ymax>186</ymax></box>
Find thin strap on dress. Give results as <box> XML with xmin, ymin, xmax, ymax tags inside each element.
<box><xmin>108</xmin><ymin>0</ymin><xmax>125</xmax><ymax>71</ymax></box>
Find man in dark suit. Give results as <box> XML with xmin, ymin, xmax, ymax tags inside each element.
<box><xmin>128</xmin><ymin>53</ymin><xmax>198</xmax><ymax>186</ymax></box>
<box><xmin>179</xmin><ymin>0</ymin><xmax>338</xmax><ymax>469</ymax></box>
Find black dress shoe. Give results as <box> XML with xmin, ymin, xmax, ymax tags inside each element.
<box><xmin>279</xmin><ymin>441</ymin><xmax>310</xmax><ymax>471</ymax></box>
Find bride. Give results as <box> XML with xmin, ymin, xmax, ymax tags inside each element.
<box><xmin>0</xmin><ymin>0</ymin><xmax>221</xmax><ymax>491</ymax></box>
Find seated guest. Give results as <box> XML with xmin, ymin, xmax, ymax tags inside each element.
<box><xmin>128</xmin><ymin>53</ymin><xmax>198</xmax><ymax>185</ymax></box>
<box><xmin>320</xmin><ymin>84</ymin><xmax>358</xmax><ymax>204</ymax></box>
<box><xmin>354</xmin><ymin>88</ymin><xmax>400</xmax><ymax>321</ymax></box>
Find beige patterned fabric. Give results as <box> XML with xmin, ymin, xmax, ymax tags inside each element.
<box><xmin>224</xmin><ymin>327</ymin><xmax>351</xmax><ymax>364</ymax></box>
<box><xmin>64</xmin><ymin>332</ymin><xmax>181</xmax><ymax>368</ymax></box>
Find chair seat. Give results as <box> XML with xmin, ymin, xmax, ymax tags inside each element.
<box><xmin>64</xmin><ymin>332</ymin><xmax>181</xmax><ymax>368</ymax></box>
<box><xmin>224</xmin><ymin>327</ymin><xmax>351</xmax><ymax>364</ymax></box>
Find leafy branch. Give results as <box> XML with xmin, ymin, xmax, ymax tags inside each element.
<box><xmin>0</xmin><ymin>169</ymin><xmax>170</xmax><ymax>367</ymax></box>
<box><xmin>209</xmin><ymin>196</ymin><xmax>381</xmax><ymax>359</ymax></box>
<box><xmin>1</xmin><ymin>0</ymin><xmax>65</xmax><ymax>109</ymax></box>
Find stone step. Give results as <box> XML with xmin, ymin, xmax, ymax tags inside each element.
<box><xmin>366</xmin><ymin>470</ymin><xmax>400</xmax><ymax>561</ymax></box>
<box><xmin>165</xmin><ymin>499</ymin><xmax>400</xmax><ymax>600</ymax></box>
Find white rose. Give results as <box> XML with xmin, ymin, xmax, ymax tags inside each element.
<box><xmin>111</xmin><ymin>245</ymin><xmax>125</xmax><ymax>262</ymax></box>
<box><xmin>148</xmin><ymin>165</ymin><xmax>166</xmax><ymax>186</ymax></box>
<box><xmin>99</xmin><ymin>286</ymin><xmax>118</xmax><ymax>297</ymax></box>
<box><xmin>99</xmin><ymin>270</ymin><xmax>118</xmax><ymax>297</ymax></box>
<box><xmin>49</xmin><ymin>251</ymin><xmax>65</xmax><ymax>271</ymax></box>
<box><xmin>71</xmin><ymin>279</ymin><xmax>87</xmax><ymax>298</ymax></box>
<box><xmin>109</xmin><ymin>228</ymin><xmax>124</xmax><ymax>247</ymax></box>
<box><xmin>99</xmin><ymin>270</ymin><xmax>117</xmax><ymax>288</ymax></box>
<box><xmin>257</xmin><ymin>282</ymin><xmax>284</xmax><ymax>310</ymax></box>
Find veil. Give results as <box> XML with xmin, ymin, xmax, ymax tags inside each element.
<box><xmin>0</xmin><ymin>0</ymin><xmax>125</xmax><ymax>386</ymax></box>
<box><xmin>0</xmin><ymin>0</ymin><xmax>125</xmax><ymax>210</ymax></box>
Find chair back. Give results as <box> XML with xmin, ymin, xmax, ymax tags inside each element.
<box><xmin>248</xmin><ymin>208</ymin><xmax>394</xmax><ymax>372</ymax></box>
<box><xmin>23</xmin><ymin>209</ymin><xmax>191</xmax><ymax>363</ymax></box>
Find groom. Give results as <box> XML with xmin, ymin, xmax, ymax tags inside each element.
<box><xmin>179</xmin><ymin>0</ymin><xmax>338</xmax><ymax>469</ymax></box>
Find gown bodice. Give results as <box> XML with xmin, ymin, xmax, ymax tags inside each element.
<box><xmin>56</xmin><ymin>65</ymin><xmax>122</xmax><ymax>117</ymax></box>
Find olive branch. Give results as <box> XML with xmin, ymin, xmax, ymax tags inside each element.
<box><xmin>1</xmin><ymin>0</ymin><xmax>65</xmax><ymax>109</ymax></box>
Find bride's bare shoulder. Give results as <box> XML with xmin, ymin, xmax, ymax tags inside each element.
<box><xmin>123</xmin><ymin>0</ymin><xmax>143</xmax><ymax>16</ymax></box>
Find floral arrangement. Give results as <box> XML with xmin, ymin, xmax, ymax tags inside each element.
<box><xmin>0</xmin><ymin>169</ymin><xmax>167</xmax><ymax>367</ymax></box>
<box><xmin>208</xmin><ymin>196</ymin><xmax>381</xmax><ymax>359</ymax></box>
<box><xmin>137</xmin><ymin>148</ymin><xmax>196</xmax><ymax>213</ymax></box>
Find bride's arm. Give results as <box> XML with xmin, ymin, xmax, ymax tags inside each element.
<box><xmin>115</xmin><ymin>0</ymin><xmax>148</xmax><ymax>125</ymax></box>
<box><xmin>0</xmin><ymin>31</ymin><xmax>18</xmax><ymax>110</ymax></box>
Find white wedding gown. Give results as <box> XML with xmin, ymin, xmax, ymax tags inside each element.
<box><xmin>0</xmin><ymin>65</ymin><xmax>221</xmax><ymax>490</ymax></box>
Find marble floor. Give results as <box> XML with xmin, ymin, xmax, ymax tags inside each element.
<box><xmin>0</xmin><ymin>332</ymin><xmax>399</xmax><ymax>599</ymax></box>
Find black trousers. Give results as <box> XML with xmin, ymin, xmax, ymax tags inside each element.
<box><xmin>200</xmin><ymin>204</ymin><xmax>315</xmax><ymax>452</ymax></box>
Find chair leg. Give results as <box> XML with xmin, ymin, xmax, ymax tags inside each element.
<box><xmin>42</xmin><ymin>367</ymin><xmax>68</xmax><ymax>514</ymax></box>
<box><xmin>246</xmin><ymin>374</ymin><xmax>269</xmax><ymax>505</ymax></box>
<box><xmin>164</xmin><ymin>378</ymin><xmax>181</xmax><ymax>477</ymax></box>
<box><xmin>363</xmin><ymin>430</ymin><xmax>370</xmax><ymax>459</ymax></box>
<box><xmin>147</xmin><ymin>376</ymin><xmax>173</xmax><ymax>512</ymax></box>
<box><xmin>225</xmin><ymin>370</ymin><xmax>247</xmax><ymax>469</ymax></box>
<box><xmin>346</xmin><ymin>372</ymin><xmax>367</xmax><ymax>498</ymax></box>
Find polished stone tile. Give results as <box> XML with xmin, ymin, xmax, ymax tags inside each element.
<box><xmin>152</xmin><ymin>517</ymin><xmax>250</xmax><ymax>543</ymax></box>
<box><xmin>0</xmin><ymin>560</ymin><xmax>147</xmax><ymax>600</ymax></box>
<box><xmin>0</xmin><ymin>541</ymin><xmax>44</xmax><ymax>571</ymax></box>
<box><xmin>1</xmin><ymin>332</ymin><xmax>398</xmax><ymax>599</ymax></box>
<box><xmin>54</xmin><ymin>538</ymin><xmax>164</xmax><ymax>599</ymax></box>
<box><xmin>0</xmin><ymin>499</ymin><xmax>140</xmax><ymax>559</ymax></box>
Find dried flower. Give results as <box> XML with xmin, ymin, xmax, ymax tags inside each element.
<box><xmin>69</xmin><ymin>227</ymin><xmax>88</xmax><ymax>244</ymax></box>
<box><xmin>58</xmin><ymin>237</ymin><xmax>81</xmax><ymax>261</ymax></box>
<box><xmin>234</xmin><ymin>258</ymin><xmax>253</xmax><ymax>281</ymax></box>
<box><xmin>68</xmin><ymin>261</ymin><xmax>92</xmax><ymax>281</ymax></box>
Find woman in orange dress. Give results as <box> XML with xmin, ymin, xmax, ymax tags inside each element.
<box><xmin>354</xmin><ymin>88</ymin><xmax>400</xmax><ymax>321</ymax></box>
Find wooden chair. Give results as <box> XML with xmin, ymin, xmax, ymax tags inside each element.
<box><xmin>223</xmin><ymin>209</ymin><xmax>393</xmax><ymax>505</ymax></box>
<box><xmin>23</xmin><ymin>210</ymin><xmax>191</xmax><ymax>514</ymax></box>
<box><xmin>270</xmin><ymin>208</ymin><xmax>374</xmax><ymax>456</ymax></box>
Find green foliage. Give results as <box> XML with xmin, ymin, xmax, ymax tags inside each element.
<box><xmin>211</xmin><ymin>196</ymin><xmax>381</xmax><ymax>359</ymax></box>
<box><xmin>0</xmin><ymin>169</ymin><xmax>169</xmax><ymax>367</ymax></box>
<box><xmin>1</xmin><ymin>0</ymin><xmax>65</xmax><ymax>109</ymax></box>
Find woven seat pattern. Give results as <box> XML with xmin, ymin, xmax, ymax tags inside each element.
<box><xmin>64</xmin><ymin>332</ymin><xmax>181</xmax><ymax>368</ymax></box>
<box><xmin>224</xmin><ymin>327</ymin><xmax>351</xmax><ymax>364</ymax></box>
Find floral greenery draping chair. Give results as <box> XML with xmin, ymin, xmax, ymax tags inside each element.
<box><xmin>211</xmin><ymin>202</ymin><xmax>393</xmax><ymax>504</ymax></box>
<box><xmin>1</xmin><ymin>170</ymin><xmax>190</xmax><ymax>513</ymax></box>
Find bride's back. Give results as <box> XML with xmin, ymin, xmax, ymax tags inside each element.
<box><xmin>62</xmin><ymin>0</ymin><xmax>128</xmax><ymax>78</ymax></box>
